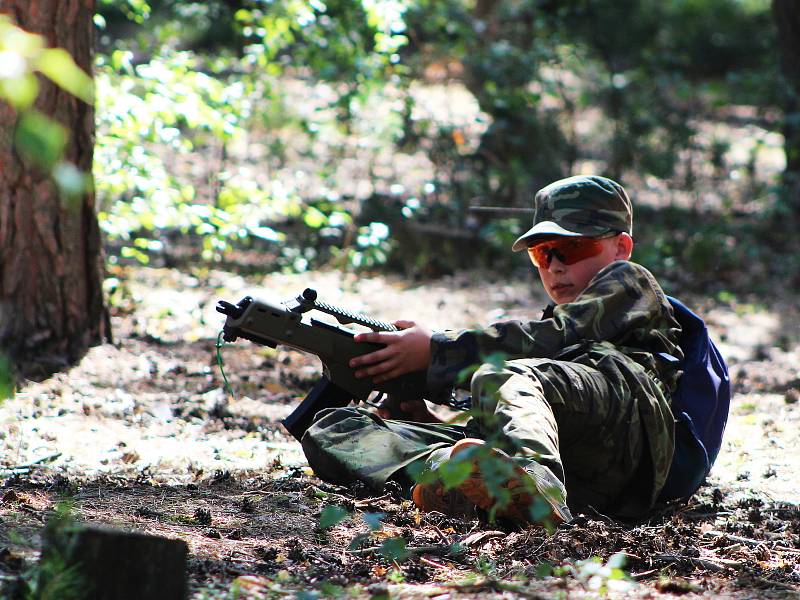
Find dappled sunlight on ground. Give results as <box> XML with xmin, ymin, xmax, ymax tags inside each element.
<box><xmin>2</xmin><ymin>265</ymin><xmax>798</xmax><ymax>598</ymax></box>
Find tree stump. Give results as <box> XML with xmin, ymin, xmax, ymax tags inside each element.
<box><xmin>39</xmin><ymin>524</ymin><xmax>188</xmax><ymax>600</ymax></box>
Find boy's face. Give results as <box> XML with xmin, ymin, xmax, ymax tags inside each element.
<box><xmin>532</xmin><ymin>233</ymin><xmax>633</xmax><ymax>304</ymax></box>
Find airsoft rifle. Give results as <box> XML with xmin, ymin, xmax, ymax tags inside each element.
<box><xmin>216</xmin><ymin>289</ymin><xmax>431</xmax><ymax>441</ymax></box>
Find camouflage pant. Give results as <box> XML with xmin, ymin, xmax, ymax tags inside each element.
<box><xmin>302</xmin><ymin>356</ymin><xmax>668</xmax><ymax>517</ymax></box>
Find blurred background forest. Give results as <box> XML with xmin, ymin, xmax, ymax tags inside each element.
<box><xmin>62</xmin><ymin>0</ymin><xmax>800</xmax><ymax>289</ymax></box>
<box><xmin>2</xmin><ymin>0</ymin><xmax>800</xmax><ymax>372</ymax></box>
<box><xmin>89</xmin><ymin>0</ymin><xmax>800</xmax><ymax>291</ymax></box>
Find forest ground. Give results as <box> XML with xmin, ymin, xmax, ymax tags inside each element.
<box><xmin>1</xmin><ymin>262</ymin><xmax>799</xmax><ymax>599</ymax></box>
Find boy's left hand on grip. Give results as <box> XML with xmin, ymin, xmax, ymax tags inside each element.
<box><xmin>350</xmin><ymin>320</ymin><xmax>432</xmax><ymax>382</ymax></box>
<box><xmin>376</xmin><ymin>396</ymin><xmax>440</xmax><ymax>423</ymax></box>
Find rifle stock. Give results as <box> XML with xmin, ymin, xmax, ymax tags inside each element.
<box><xmin>216</xmin><ymin>291</ymin><xmax>428</xmax><ymax>440</ymax></box>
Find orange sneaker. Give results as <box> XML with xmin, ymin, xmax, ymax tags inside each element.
<box><xmin>411</xmin><ymin>480</ymin><xmax>476</xmax><ymax>518</ymax></box>
<box><xmin>414</xmin><ymin>438</ymin><xmax>572</xmax><ymax>525</ymax></box>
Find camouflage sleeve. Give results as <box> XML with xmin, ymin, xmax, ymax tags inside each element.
<box><xmin>426</xmin><ymin>260</ymin><xmax>680</xmax><ymax>391</ymax></box>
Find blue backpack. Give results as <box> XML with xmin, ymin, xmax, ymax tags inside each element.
<box><xmin>658</xmin><ymin>296</ymin><xmax>731</xmax><ymax>502</ymax></box>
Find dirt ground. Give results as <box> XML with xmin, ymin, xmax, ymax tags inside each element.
<box><xmin>1</xmin><ymin>264</ymin><xmax>799</xmax><ymax>599</ymax></box>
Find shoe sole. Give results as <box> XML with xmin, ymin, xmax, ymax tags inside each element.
<box><xmin>450</xmin><ymin>439</ymin><xmax>569</xmax><ymax>524</ymax></box>
<box><xmin>411</xmin><ymin>481</ymin><xmax>475</xmax><ymax>518</ymax></box>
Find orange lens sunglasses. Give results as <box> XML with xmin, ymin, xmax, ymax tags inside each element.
<box><xmin>527</xmin><ymin>235</ymin><xmax>613</xmax><ymax>268</ymax></box>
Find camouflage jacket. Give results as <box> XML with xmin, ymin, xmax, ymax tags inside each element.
<box><xmin>427</xmin><ymin>260</ymin><xmax>682</xmax><ymax>392</ymax></box>
<box><xmin>427</xmin><ymin>260</ymin><xmax>684</xmax><ymax>510</ymax></box>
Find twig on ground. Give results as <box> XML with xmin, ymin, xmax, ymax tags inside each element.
<box><xmin>584</xmin><ymin>505</ymin><xmax>617</xmax><ymax>524</ymax></box>
<box><xmin>747</xmin><ymin>577</ymin><xmax>800</xmax><ymax>592</ymax></box>
<box><xmin>0</xmin><ymin>453</ymin><xmax>62</xmax><ymax>477</ymax></box>
<box><xmin>431</xmin><ymin>525</ymin><xmax>451</xmax><ymax>544</ymax></box>
<box><xmin>347</xmin><ymin>544</ymin><xmax>463</xmax><ymax>557</ymax></box>
<box><xmin>653</xmin><ymin>553</ymin><xmax>742</xmax><ymax>572</ymax></box>
<box><xmin>461</xmin><ymin>530</ymin><xmax>506</xmax><ymax>547</ymax></box>
<box><xmin>353</xmin><ymin>493</ymin><xmax>393</xmax><ymax>509</ymax></box>
<box><xmin>704</xmin><ymin>530</ymin><xmax>768</xmax><ymax>546</ymax></box>
<box><xmin>629</xmin><ymin>568</ymin><xmax>660</xmax><ymax>581</ymax></box>
<box><xmin>419</xmin><ymin>556</ymin><xmax>450</xmax><ymax>570</ymax></box>
<box><xmin>19</xmin><ymin>453</ymin><xmax>62</xmax><ymax>467</ymax></box>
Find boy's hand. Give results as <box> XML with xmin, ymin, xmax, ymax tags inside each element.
<box><xmin>376</xmin><ymin>397</ymin><xmax>442</xmax><ymax>423</ymax></box>
<box><xmin>349</xmin><ymin>320</ymin><xmax>432</xmax><ymax>383</ymax></box>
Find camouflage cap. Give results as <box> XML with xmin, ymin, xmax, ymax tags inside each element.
<box><xmin>512</xmin><ymin>175</ymin><xmax>633</xmax><ymax>252</ymax></box>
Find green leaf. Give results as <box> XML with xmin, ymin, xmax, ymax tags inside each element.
<box><xmin>0</xmin><ymin>353</ymin><xmax>14</xmax><ymax>403</ymax></box>
<box><xmin>606</xmin><ymin>552</ymin><xmax>627</xmax><ymax>570</ymax></box>
<box><xmin>0</xmin><ymin>73</ymin><xmax>39</xmax><ymax>109</ymax></box>
<box><xmin>14</xmin><ymin>110</ymin><xmax>67</xmax><ymax>170</ymax></box>
<box><xmin>234</xmin><ymin>9</ymin><xmax>252</xmax><ymax>22</ymax></box>
<box><xmin>533</xmin><ymin>562</ymin><xmax>553</xmax><ymax>579</ymax></box>
<box><xmin>482</xmin><ymin>352</ymin><xmax>510</xmax><ymax>371</ymax></box>
<box><xmin>455</xmin><ymin>363</ymin><xmax>481</xmax><ymax>386</ymax></box>
<box><xmin>386</xmin><ymin>568</ymin><xmax>405</xmax><ymax>583</ymax></box>
<box><xmin>37</xmin><ymin>48</ymin><xmax>94</xmax><ymax>103</ymax></box>
<box><xmin>318</xmin><ymin>582</ymin><xmax>343</xmax><ymax>597</ymax></box>
<box><xmin>317</xmin><ymin>504</ymin><xmax>349</xmax><ymax>530</ymax></box>
<box><xmin>303</xmin><ymin>205</ymin><xmax>327</xmax><ymax>228</ymax></box>
<box><xmin>405</xmin><ymin>460</ymin><xmax>434</xmax><ymax>485</ymax></box>
<box><xmin>378</xmin><ymin>537</ymin><xmax>409</xmax><ymax>562</ymax></box>
<box><xmin>529</xmin><ymin>496</ymin><xmax>553</xmax><ymax>522</ymax></box>
<box><xmin>347</xmin><ymin>532</ymin><xmax>372</xmax><ymax>551</ymax></box>
<box><xmin>0</xmin><ymin>17</ymin><xmax>44</xmax><ymax>55</ymax></box>
<box><xmin>362</xmin><ymin>512</ymin><xmax>384</xmax><ymax>531</ymax></box>
<box><xmin>439</xmin><ymin>458</ymin><xmax>473</xmax><ymax>489</ymax></box>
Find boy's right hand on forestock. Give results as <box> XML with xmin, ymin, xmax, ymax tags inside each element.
<box><xmin>349</xmin><ymin>320</ymin><xmax>432</xmax><ymax>383</ymax></box>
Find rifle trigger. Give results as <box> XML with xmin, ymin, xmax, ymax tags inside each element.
<box><xmin>364</xmin><ymin>392</ymin><xmax>386</xmax><ymax>408</ymax></box>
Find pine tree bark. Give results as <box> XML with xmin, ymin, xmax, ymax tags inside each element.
<box><xmin>0</xmin><ymin>0</ymin><xmax>109</xmax><ymax>377</ymax></box>
<box><xmin>773</xmin><ymin>0</ymin><xmax>800</xmax><ymax>207</ymax></box>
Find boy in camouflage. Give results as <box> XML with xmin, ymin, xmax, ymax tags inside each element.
<box><xmin>301</xmin><ymin>175</ymin><xmax>683</xmax><ymax>524</ymax></box>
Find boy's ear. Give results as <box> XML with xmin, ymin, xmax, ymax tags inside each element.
<box><xmin>615</xmin><ymin>233</ymin><xmax>634</xmax><ymax>260</ymax></box>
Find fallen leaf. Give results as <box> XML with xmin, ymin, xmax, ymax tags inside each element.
<box><xmin>121</xmin><ymin>451</ymin><xmax>140</xmax><ymax>463</ymax></box>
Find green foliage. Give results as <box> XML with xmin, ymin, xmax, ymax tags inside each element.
<box><xmin>13</xmin><ymin>112</ymin><xmax>67</xmax><ymax>171</ymax></box>
<box><xmin>401</xmin><ymin>1</ymin><xmax>565</xmax><ymax>203</ymax></box>
<box><xmin>317</xmin><ymin>504</ymin><xmax>350</xmax><ymax>529</ymax></box>
<box><xmin>474</xmin><ymin>554</ymin><xmax>498</xmax><ymax>577</ymax></box>
<box><xmin>572</xmin><ymin>552</ymin><xmax>631</xmax><ymax>596</ymax></box>
<box><xmin>0</xmin><ymin>16</ymin><xmax>93</xmax><ymax>199</ymax></box>
<box><xmin>88</xmin><ymin>0</ymin><xmax>790</xmax><ymax>281</ymax></box>
<box><xmin>0</xmin><ymin>353</ymin><xmax>13</xmax><ymax>403</ymax></box>
<box><xmin>237</xmin><ymin>0</ymin><xmax>407</xmax><ymax>83</ymax></box>
<box><xmin>11</xmin><ymin>503</ymin><xmax>88</xmax><ymax>600</ymax></box>
<box><xmin>92</xmin><ymin>15</ymin><xmax>402</xmax><ymax>268</ymax></box>
<box><xmin>436</xmin><ymin>455</ymin><xmax>474</xmax><ymax>490</ymax></box>
<box><xmin>93</xmin><ymin>45</ymin><xmax>343</xmax><ymax>265</ymax></box>
<box><xmin>385</xmin><ymin>568</ymin><xmax>405</xmax><ymax>583</ymax></box>
<box><xmin>94</xmin><ymin>49</ymin><xmax>244</xmax><ymax>260</ymax></box>
<box><xmin>532</xmin><ymin>552</ymin><xmax>631</xmax><ymax>596</ymax></box>
<box><xmin>0</xmin><ymin>17</ymin><xmax>93</xmax><ymax>108</ymax></box>
<box><xmin>361</xmin><ymin>512</ymin><xmax>385</xmax><ymax>532</ymax></box>
<box><xmin>99</xmin><ymin>0</ymin><xmax>152</xmax><ymax>25</ymax></box>
<box><xmin>378</xmin><ymin>537</ymin><xmax>409</xmax><ymax>563</ymax></box>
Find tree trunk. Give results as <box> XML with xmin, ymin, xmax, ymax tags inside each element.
<box><xmin>0</xmin><ymin>0</ymin><xmax>109</xmax><ymax>377</ymax></box>
<box><xmin>772</xmin><ymin>0</ymin><xmax>800</xmax><ymax>208</ymax></box>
